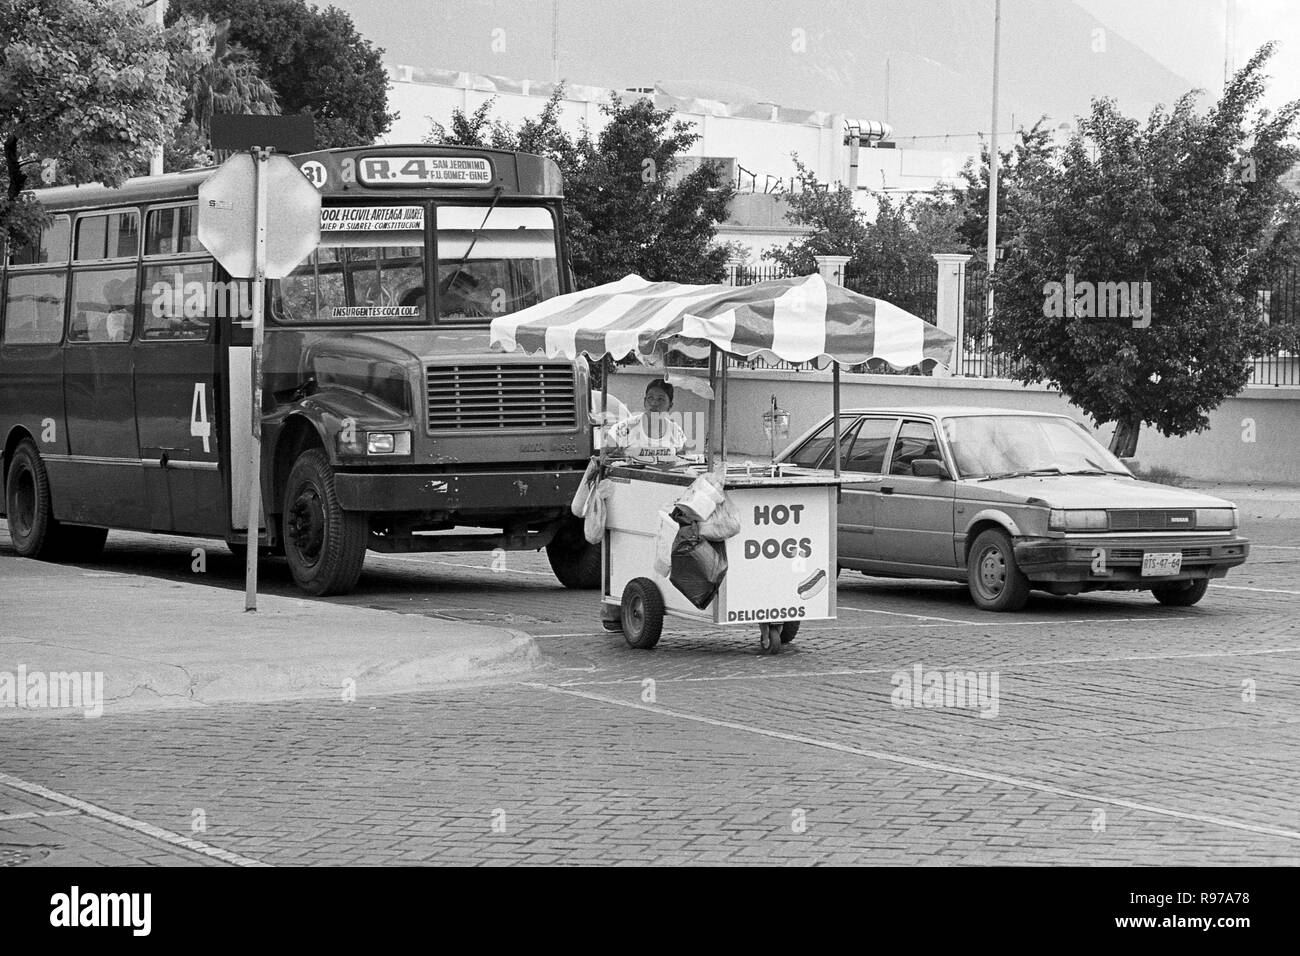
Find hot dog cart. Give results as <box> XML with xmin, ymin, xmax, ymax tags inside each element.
<box><xmin>490</xmin><ymin>273</ymin><xmax>957</xmax><ymax>655</ymax></box>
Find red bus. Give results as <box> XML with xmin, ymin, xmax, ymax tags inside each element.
<box><xmin>0</xmin><ymin>145</ymin><xmax>599</xmax><ymax>595</ymax></box>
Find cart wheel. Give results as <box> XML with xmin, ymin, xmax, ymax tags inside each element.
<box><xmin>780</xmin><ymin>620</ymin><xmax>801</xmax><ymax>644</ymax></box>
<box><xmin>601</xmin><ymin>618</ymin><xmax>624</xmax><ymax>633</ymax></box>
<box><xmin>620</xmin><ymin>578</ymin><xmax>664</xmax><ymax>649</ymax></box>
<box><xmin>758</xmin><ymin>623</ymin><xmax>784</xmax><ymax>655</ymax></box>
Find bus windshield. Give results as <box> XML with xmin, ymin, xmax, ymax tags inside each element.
<box><xmin>274</xmin><ymin>202</ymin><xmax>561</xmax><ymax>324</ymax></box>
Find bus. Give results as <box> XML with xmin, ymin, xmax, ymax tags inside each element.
<box><xmin>0</xmin><ymin>144</ymin><xmax>600</xmax><ymax>596</ymax></box>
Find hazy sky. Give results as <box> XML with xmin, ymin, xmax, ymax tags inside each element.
<box><xmin>328</xmin><ymin>0</ymin><xmax>1300</xmax><ymax>121</ymax></box>
<box><xmin>1074</xmin><ymin>0</ymin><xmax>1300</xmax><ymax>114</ymax></box>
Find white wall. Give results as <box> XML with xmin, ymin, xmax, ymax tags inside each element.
<box><xmin>605</xmin><ymin>365</ymin><xmax>1300</xmax><ymax>484</ymax></box>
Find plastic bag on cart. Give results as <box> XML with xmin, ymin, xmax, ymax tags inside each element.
<box><xmin>653</xmin><ymin>510</ymin><xmax>677</xmax><ymax>576</ymax></box>
<box><xmin>669</xmin><ymin>523</ymin><xmax>729</xmax><ymax>610</ymax></box>
<box><xmin>570</xmin><ymin>457</ymin><xmax>600</xmax><ymax>518</ymax></box>
<box><xmin>583</xmin><ymin>480</ymin><xmax>614</xmax><ymax>544</ymax></box>
<box><xmin>696</xmin><ymin>493</ymin><xmax>741</xmax><ymax>541</ymax></box>
<box><xmin>672</xmin><ymin>474</ymin><xmax>725</xmax><ymax>523</ymax></box>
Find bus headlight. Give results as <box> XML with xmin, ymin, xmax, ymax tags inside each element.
<box><xmin>366</xmin><ymin>431</ymin><xmax>411</xmax><ymax>455</ymax></box>
<box><xmin>1049</xmin><ymin>509</ymin><xmax>1109</xmax><ymax>531</ymax></box>
<box><xmin>1195</xmin><ymin>507</ymin><xmax>1237</xmax><ymax>530</ymax></box>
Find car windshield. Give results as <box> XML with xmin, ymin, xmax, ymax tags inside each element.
<box><xmin>941</xmin><ymin>415</ymin><xmax>1131</xmax><ymax>479</ymax></box>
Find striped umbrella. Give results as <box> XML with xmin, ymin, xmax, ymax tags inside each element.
<box><xmin>490</xmin><ymin>273</ymin><xmax>956</xmax><ymax>369</ymax></box>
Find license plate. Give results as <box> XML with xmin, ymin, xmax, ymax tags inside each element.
<box><xmin>1141</xmin><ymin>552</ymin><xmax>1183</xmax><ymax>576</ymax></box>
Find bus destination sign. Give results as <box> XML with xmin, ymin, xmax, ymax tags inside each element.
<box><xmin>320</xmin><ymin>206</ymin><xmax>424</xmax><ymax>231</ymax></box>
<box><xmin>359</xmin><ymin>156</ymin><xmax>493</xmax><ymax>186</ymax></box>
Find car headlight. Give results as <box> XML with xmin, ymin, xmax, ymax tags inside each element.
<box><xmin>1049</xmin><ymin>509</ymin><xmax>1109</xmax><ymax>531</ymax></box>
<box><xmin>1195</xmin><ymin>507</ymin><xmax>1237</xmax><ymax>530</ymax></box>
<box><xmin>366</xmin><ymin>431</ymin><xmax>411</xmax><ymax>456</ymax></box>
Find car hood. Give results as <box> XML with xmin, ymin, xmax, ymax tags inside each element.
<box><xmin>962</xmin><ymin>475</ymin><xmax>1237</xmax><ymax>509</ymax></box>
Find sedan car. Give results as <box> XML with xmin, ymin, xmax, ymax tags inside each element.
<box><xmin>777</xmin><ymin>407</ymin><xmax>1249</xmax><ymax>611</ymax></box>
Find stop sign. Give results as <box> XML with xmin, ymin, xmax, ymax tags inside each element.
<box><xmin>197</xmin><ymin>153</ymin><xmax>321</xmax><ymax>279</ymax></box>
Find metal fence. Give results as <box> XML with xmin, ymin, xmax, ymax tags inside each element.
<box><xmin>843</xmin><ymin>269</ymin><xmax>938</xmax><ymax>326</ymax></box>
<box><xmin>960</xmin><ymin>264</ymin><xmax>1017</xmax><ymax>378</ymax></box>
<box><xmin>961</xmin><ymin>263</ymin><xmax>1300</xmax><ymax>384</ymax></box>
<box><xmin>1249</xmin><ymin>264</ymin><xmax>1300</xmax><ymax>386</ymax></box>
<box><xmin>712</xmin><ymin>259</ymin><xmax>1300</xmax><ymax>385</ymax></box>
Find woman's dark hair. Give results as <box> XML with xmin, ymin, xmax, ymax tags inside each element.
<box><xmin>645</xmin><ymin>378</ymin><xmax>674</xmax><ymax>404</ymax></box>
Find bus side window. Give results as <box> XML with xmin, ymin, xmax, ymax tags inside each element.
<box><xmin>69</xmin><ymin>270</ymin><xmax>137</xmax><ymax>343</ymax></box>
<box><xmin>145</xmin><ymin>205</ymin><xmax>200</xmax><ymax>257</ymax></box>
<box><xmin>2</xmin><ymin>272</ymin><xmax>66</xmax><ymax>345</ymax></box>
<box><xmin>140</xmin><ymin>261</ymin><xmax>214</xmax><ymax>340</ymax></box>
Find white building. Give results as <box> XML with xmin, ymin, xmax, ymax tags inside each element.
<box><xmin>383</xmin><ymin>64</ymin><xmax>977</xmax><ymax>262</ymax></box>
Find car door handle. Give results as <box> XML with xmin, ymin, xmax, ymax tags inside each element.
<box><xmin>881</xmin><ymin>485</ymin><xmax>894</xmax><ymax>495</ymax></box>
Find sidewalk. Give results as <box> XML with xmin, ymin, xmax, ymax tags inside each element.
<box><xmin>1185</xmin><ymin>481</ymin><xmax>1300</xmax><ymax>520</ymax></box>
<box><xmin>0</xmin><ymin>556</ymin><xmax>539</xmax><ymax>718</ymax></box>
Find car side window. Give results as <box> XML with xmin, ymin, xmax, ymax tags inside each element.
<box><xmin>840</xmin><ymin>418</ymin><xmax>897</xmax><ymax>473</ymax></box>
<box><xmin>887</xmin><ymin>421</ymin><xmax>942</xmax><ymax>476</ymax></box>
<box><xmin>788</xmin><ymin>416</ymin><xmax>860</xmax><ymax>468</ymax></box>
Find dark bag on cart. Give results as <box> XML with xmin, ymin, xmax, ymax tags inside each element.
<box><xmin>669</xmin><ymin>523</ymin><xmax>729</xmax><ymax>610</ymax></box>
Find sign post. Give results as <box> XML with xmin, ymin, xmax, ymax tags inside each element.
<box><xmin>244</xmin><ymin>146</ymin><xmax>270</xmax><ymax>611</ymax></box>
<box><xmin>198</xmin><ymin>116</ymin><xmax>318</xmax><ymax>611</ymax></box>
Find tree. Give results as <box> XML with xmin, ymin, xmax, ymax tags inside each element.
<box><xmin>167</xmin><ymin>0</ymin><xmax>394</xmax><ymax>148</ymax></box>
<box><xmin>988</xmin><ymin>44</ymin><xmax>1300</xmax><ymax>458</ymax></box>
<box><xmin>164</xmin><ymin>15</ymin><xmax>279</xmax><ymax>170</ymax></box>
<box><xmin>765</xmin><ymin>157</ymin><xmax>967</xmax><ymax>318</ymax></box>
<box><xmin>1</xmin><ymin>0</ymin><xmax>182</xmax><ymax>245</ymax></box>
<box><xmin>426</xmin><ymin>91</ymin><xmax>735</xmax><ymax>288</ymax></box>
<box><xmin>952</xmin><ymin>119</ymin><xmax>1059</xmax><ymax>255</ymax></box>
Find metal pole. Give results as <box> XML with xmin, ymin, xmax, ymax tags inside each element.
<box><xmin>599</xmin><ymin>355</ymin><xmax>610</xmax><ymax>455</ymax></box>
<box><xmin>985</xmin><ymin>0</ymin><xmax>1002</xmax><ymax>327</ymax></box>
<box><xmin>832</xmin><ymin>363</ymin><xmax>842</xmax><ymax>502</ymax></box>
<box><xmin>718</xmin><ymin>354</ymin><xmax>729</xmax><ymax>470</ymax></box>
<box><xmin>705</xmin><ymin>344</ymin><xmax>718</xmax><ymax>471</ymax></box>
<box><xmin>245</xmin><ymin>146</ymin><xmax>270</xmax><ymax>612</ymax></box>
<box><xmin>148</xmin><ymin>0</ymin><xmax>167</xmax><ymax>175</ymax></box>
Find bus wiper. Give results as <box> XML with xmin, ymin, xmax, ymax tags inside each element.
<box><xmin>443</xmin><ymin>185</ymin><xmax>503</xmax><ymax>290</ymax></box>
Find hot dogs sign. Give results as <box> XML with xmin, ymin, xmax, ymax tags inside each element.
<box><xmin>721</xmin><ymin>487</ymin><xmax>834</xmax><ymax>623</ymax></box>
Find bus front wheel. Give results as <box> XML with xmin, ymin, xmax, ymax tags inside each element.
<box><xmin>5</xmin><ymin>439</ymin><xmax>107</xmax><ymax>561</ymax></box>
<box><xmin>281</xmin><ymin>449</ymin><xmax>368</xmax><ymax>596</ymax></box>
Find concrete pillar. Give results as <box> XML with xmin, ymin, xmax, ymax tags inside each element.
<box><xmin>814</xmin><ymin>255</ymin><xmax>850</xmax><ymax>287</ymax></box>
<box><xmin>933</xmin><ymin>253</ymin><xmax>972</xmax><ymax>372</ymax></box>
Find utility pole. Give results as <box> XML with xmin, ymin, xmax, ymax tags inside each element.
<box><xmin>552</xmin><ymin>0</ymin><xmax>560</xmax><ymax>85</ymax></box>
<box><xmin>147</xmin><ymin>0</ymin><xmax>167</xmax><ymax>175</ymax></box>
<box><xmin>985</xmin><ymin>0</ymin><xmax>1002</xmax><ymax>330</ymax></box>
<box><xmin>1224</xmin><ymin>0</ymin><xmax>1236</xmax><ymax>86</ymax></box>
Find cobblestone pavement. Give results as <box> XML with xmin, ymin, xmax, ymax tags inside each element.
<box><xmin>2</xmin><ymin>512</ymin><xmax>1297</xmax><ymax>865</ymax></box>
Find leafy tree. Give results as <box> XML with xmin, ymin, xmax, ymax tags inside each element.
<box><xmin>1</xmin><ymin>0</ymin><xmax>181</xmax><ymax>246</ymax></box>
<box><xmin>765</xmin><ymin>157</ymin><xmax>967</xmax><ymax>318</ymax></box>
<box><xmin>167</xmin><ymin>0</ymin><xmax>394</xmax><ymax>148</ymax></box>
<box><xmin>164</xmin><ymin>15</ymin><xmax>279</xmax><ymax>170</ymax></box>
<box><xmin>952</xmin><ymin>119</ymin><xmax>1059</xmax><ymax>255</ymax></box>
<box><xmin>988</xmin><ymin>44</ymin><xmax>1300</xmax><ymax>457</ymax></box>
<box><xmin>427</xmin><ymin>90</ymin><xmax>734</xmax><ymax>288</ymax></box>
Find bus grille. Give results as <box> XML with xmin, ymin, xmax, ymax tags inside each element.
<box><xmin>1108</xmin><ymin>509</ymin><xmax>1196</xmax><ymax>531</ymax></box>
<box><xmin>425</xmin><ymin>363</ymin><xmax>577</xmax><ymax>432</ymax></box>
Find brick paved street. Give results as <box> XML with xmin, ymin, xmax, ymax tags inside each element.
<box><xmin>2</xmin><ymin>504</ymin><xmax>1298</xmax><ymax>866</ymax></box>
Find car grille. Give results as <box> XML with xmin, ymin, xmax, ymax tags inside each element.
<box><xmin>1108</xmin><ymin>509</ymin><xmax>1196</xmax><ymax>531</ymax></box>
<box><xmin>425</xmin><ymin>363</ymin><xmax>576</xmax><ymax>432</ymax></box>
<box><xmin>1109</xmin><ymin>547</ymin><xmax>1213</xmax><ymax>561</ymax></box>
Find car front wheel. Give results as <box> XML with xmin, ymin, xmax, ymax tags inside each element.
<box><xmin>1152</xmin><ymin>579</ymin><xmax>1209</xmax><ymax>607</ymax></box>
<box><xmin>966</xmin><ymin>528</ymin><xmax>1031</xmax><ymax>612</ymax></box>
